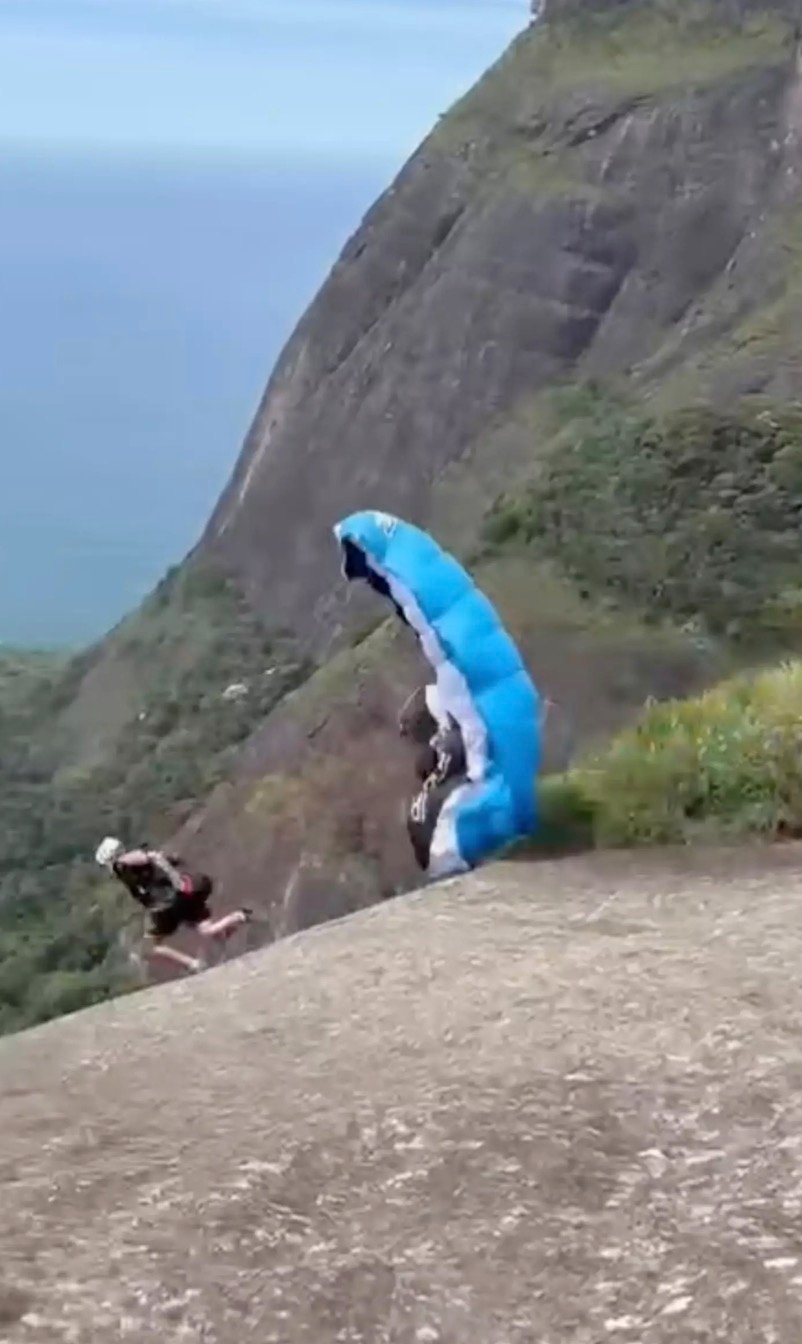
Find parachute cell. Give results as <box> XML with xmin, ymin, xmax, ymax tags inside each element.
<box><xmin>334</xmin><ymin>511</ymin><xmax>542</xmax><ymax>877</ymax></box>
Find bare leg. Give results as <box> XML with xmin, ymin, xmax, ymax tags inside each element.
<box><xmin>142</xmin><ymin>935</ymin><xmax>203</xmax><ymax>975</ymax></box>
<box><xmin>198</xmin><ymin>910</ymin><xmax>249</xmax><ymax>944</ymax></box>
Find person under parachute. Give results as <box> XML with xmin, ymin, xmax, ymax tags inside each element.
<box><xmin>398</xmin><ymin>682</ymin><xmax>470</xmax><ymax>872</ymax></box>
<box><xmin>94</xmin><ymin>837</ymin><xmax>252</xmax><ymax>976</ymax></box>
<box><xmin>334</xmin><ymin>510</ymin><xmax>542</xmax><ymax>879</ymax></box>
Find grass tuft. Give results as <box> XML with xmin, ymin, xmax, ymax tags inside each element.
<box><xmin>537</xmin><ymin>659</ymin><xmax>802</xmax><ymax>850</ymax></box>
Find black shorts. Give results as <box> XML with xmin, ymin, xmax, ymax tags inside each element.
<box><xmin>146</xmin><ymin>875</ymin><xmax>213</xmax><ymax>940</ymax></box>
<box><xmin>407</xmin><ymin>779</ymin><xmax>461</xmax><ymax>871</ymax></box>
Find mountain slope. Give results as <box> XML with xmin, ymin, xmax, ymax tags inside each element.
<box><xmin>200</xmin><ymin>0</ymin><xmax>800</xmax><ymax>649</ymax></box>
<box><xmin>173</xmin><ymin>0</ymin><xmax>802</xmax><ymax>925</ymax></box>
<box><xmin>3</xmin><ymin>847</ymin><xmax>802</xmax><ymax>1341</ymax></box>
<box><xmin>3</xmin><ymin>0</ymin><xmax>802</xmax><ymax>1030</ymax></box>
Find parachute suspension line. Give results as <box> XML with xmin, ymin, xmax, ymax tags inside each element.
<box><xmin>397</xmin><ymin>687</ymin><xmax>421</xmax><ymax>733</ymax></box>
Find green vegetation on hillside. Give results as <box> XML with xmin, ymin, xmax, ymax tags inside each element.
<box><xmin>484</xmin><ymin>395</ymin><xmax>802</xmax><ymax>647</ymax></box>
<box><xmin>485</xmin><ymin>392</ymin><xmax>802</xmax><ymax>854</ymax></box>
<box><xmin>0</xmin><ymin>648</ymin><xmax>69</xmax><ymax>705</ymax></box>
<box><xmin>440</xmin><ymin>0</ymin><xmax>791</xmax><ymax>153</ymax></box>
<box><xmin>0</xmin><ymin>563</ymin><xmax>311</xmax><ymax>1037</ymax></box>
<box><xmin>531</xmin><ymin>2</ymin><xmax>789</xmax><ymax>95</ymax></box>
<box><xmin>534</xmin><ymin>660</ymin><xmax>802</xmax><ymax>850</ymax></box>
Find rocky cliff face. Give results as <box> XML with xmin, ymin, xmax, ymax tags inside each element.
<box><xmin>198</xmin><ymin>0</ymin><xmax>802</xmax><ymax>661</ymax></box>
<box><xmin>167</xmin><ymin>0</ymin><xmax>802</xmax><ymax>932</ymax></box>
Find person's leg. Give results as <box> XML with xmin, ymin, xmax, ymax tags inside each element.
<box><xmin>197</xmin><ymin>908</ymin><xmax>250</xmax><ymax>944</ymax></box>
<box><xmin>142</xmin><ymin>933</ymin><xmax>204</xmax><ymax>974</ymax></box>
<box><xmin>181</xmin><ymin>876</ymin><xmax>249</xmax><ymax>948</ymax></box>
<box><xmin>144</xmin><ymin>905</ymin><xmax>205</xmax><ymax>974</ymax></box>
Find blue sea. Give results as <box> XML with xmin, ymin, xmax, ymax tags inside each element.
<box><xmin>0</xmin><ymin>150</ymin><xmax>394</xmax><ymax>647</ymax></box>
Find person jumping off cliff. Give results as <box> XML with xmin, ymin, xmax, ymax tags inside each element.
<box><xmin>94</xmin><ymin>837</ymin><xmax>252</xmax><ymax>976</ymax></box>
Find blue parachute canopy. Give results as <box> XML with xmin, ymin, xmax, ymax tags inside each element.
<box><xmin>334</xmin><ymin>510</ymin><xmax>542</xmax><ymax>875</ymax></box>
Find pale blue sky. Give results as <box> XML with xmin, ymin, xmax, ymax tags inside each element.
<box><xmin>0</xmin><ymin>0</ymin><xmax>526</xmax><ymax>160</ymax></box>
